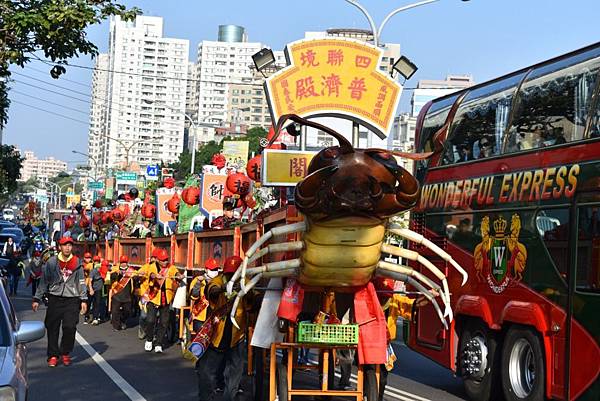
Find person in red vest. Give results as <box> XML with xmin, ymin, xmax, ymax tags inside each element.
<box><xmin>32</xmin><ymin>236</ymin><xmax>87</xmax><ymax>367</ymax></box>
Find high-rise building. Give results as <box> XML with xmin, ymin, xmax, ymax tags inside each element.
<box><xmin>88</xmin><ymin>16</ymin><xmax>189</xmax><ymax>172</ymax></box>
<box><xmin>184</xmin><ymin>61</ymin><xmax>198</xmax><ymax>151</ymax></box>
<box><xmin>411</xmin><ymin>74</ymin><xmax>474</xmax><ymax>117</ymax></box>
<box><xmin>88</xmin><ymin>54</ymin><xmax>109</xmax><ymax>178</ymax></box>
<box><xmin>194</xmin><ymin>25</ymin><xmax>285</xmax><ymax>145</ymax></box>
<box><xmin>19</xmin><ymin>151</ymin><xmax>67</xmax><ymax>183</ymax></box>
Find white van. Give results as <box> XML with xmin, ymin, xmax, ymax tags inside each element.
<box><xmin>2</xmin><ymin>209</ymin><xmax>14</xmax><ymax>221</ymax></box>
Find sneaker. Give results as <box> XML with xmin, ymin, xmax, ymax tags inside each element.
<box><xmin>154</xmin><ymin>345</ymin><xmax>163</xmax><ymax>353</ymax></box>
<box><xmin>61</xmin><ymin>355</ymin><xmax>72</xmax><ymax>366</ymax></box>
<box><xmin>215</xmin><ymin>387</ymin><xmax>224</xmax><ymax>393</ymax></box>
<box><xmin>144</xmin><ymin>341</ymin><xmax>153</xmax><ymax>352</ymax></box>
<box><xmin>91</xmin><ymin>319</ymin><xmax>100</xmax><ymax>326</ymax></box>
<box><xmin>120</xmin><ymin>323</ymin><xmax>127</xmax><ymax>330</ymax></box>
<box><xmin>83</xmin><ymin>320</ymin><xmax>89</xmax><ymax>325</ymax></box>
<box><xmin>47</xmin><ymin>356</ymin><xmax>59</xmax><ymax>367</ymax></box>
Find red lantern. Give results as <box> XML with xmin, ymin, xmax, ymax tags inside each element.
<box><xmin>243</xmin><ymin>193</ymin><xmax>257</xmax><ymax>209</ymax></box>
<box><xmin>246</xmin><ymin>155</ymin><xmax>262</xmax><ymax>181</ymax></box>
<box><xmin>163</xmin><ymin>177</ymin><xmax>175</xmax><ymax>189</ymax></box>
<box><xmin>79</xmin><ymin>215</ymin><xmax>90</xmax><ymax>228</ymax></box>
<box><xmin>226</xmin><ymin>172</ymin><xmax>251</xmax><ymax>196</ymax></box>
<box><xmin>101</xmin><ymin>211</ymin><xmax>113</xmax><ymax>225</ymax></box>
<box><xmin>112</xmin><ymin>209</ymin><xmax>125</xmax><ymax>222</ymax></box>
<box><xmin>167</xmin><ymin>193</ymin><xmax>180</xmax><ymax>214</ymax></box>
<box><xmin>211</xmin><ymin>153</ymin><xmax>226</xmax><ymax>169</ymax></box>
<box><xmin>181</xmin><ymin>186</ymin><xmax>201</xmax><ymax>206</ymax></box>
<box><xmin>93</xmin><ymin>200</ymin><xmax>104</xmax><ymax>209</ymax></box>
<box><xmin>92</xmin><ymin>212</ymin><xmax>101</xmax><ymax>226</ymax></box>
<box><xmin>64</xmin><ymin>217</ymin><xmax>74</xmax><ymax>230</ymax></box>
<box><xmin>141</xmin><ymin>203</ymin><xmax>156</xmax><ymax>219</ymax></box>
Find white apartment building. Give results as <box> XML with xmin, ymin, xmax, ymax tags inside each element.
<box><xmin>184</xmin><ymin>61</ymin><xmax>198</xmax><ymax>151</ymax></box>
<box><xmin>89</xmin><ymin>16</ymin><xmax>189</xmax><ymax>172</ymax></box>
<box><xmin>88</xmin><ymin>54</ymin><xmax>109</xmax><ymax>177</ymax></box>
<box><xmin>19</xmin><ymin>151</ymin><xmax>67</xmax><ymax>183</ymax></box>
<box><xmin>411</xmin><ymin>74</ymin><xmax>474</xmax><ymax>117</ymax></box>
<box><xmin>194</xmin><ymin>25</ymin><xmax>285</xmax><ymax>146</ymax></box>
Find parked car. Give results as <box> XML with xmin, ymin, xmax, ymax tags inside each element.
<box><xmin>0</xmin><ymin>277</ymin><xmax>45</xmax><ymax>401</ymax></box>
<box><xmin>1</xmin><ymin>210</ymin><xmax>14</xmax><ymax>222</ymax></box>
<box><xmin>0</xmin><ymin>221</ymin><xmax>15</xmax><ymax>232</ymax></box>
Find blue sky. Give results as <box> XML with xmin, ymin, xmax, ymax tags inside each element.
<box><xmin>5</xmin><ymin>0</ymin><xmax>600</xmax><ymax>166</ymax></box>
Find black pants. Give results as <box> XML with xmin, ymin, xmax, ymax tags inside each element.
<box><xmin>111</xmin><ymin>299</ymin><xmax>132</xmax><ymax>330</ymax></box>
<box><xmin>44</xmin><ymin>295</ymin><xmax>81</xmax><ymax>358</ymax></box>
<box><xmin>144</xmin><ymin>303</ymin><xmax>170</xmax><ymax>346</ymax></box>
<box><xmin>91</xmin><ymin>290</ymin><xmax>105</xmax><ymax>320</ymax></box>
<box><xmin>195</xmin><ymin>342</ymin><xmax>244</xmax><ymax>401</ymax></box>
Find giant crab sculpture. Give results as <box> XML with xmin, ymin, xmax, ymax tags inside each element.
<box><xmin>227</xmin><ymin>114</ymin><xmax>468</xmax><ymax>329</ymax></box>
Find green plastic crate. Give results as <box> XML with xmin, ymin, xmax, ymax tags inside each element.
<box><xmin>297</xmin><ymin>322</ymin><xmax>359</xmax><ymax>345</ymax></box>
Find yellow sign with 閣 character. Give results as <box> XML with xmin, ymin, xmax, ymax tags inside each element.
<box><xmin>265</xmin><ymin>38</ymin><xmax>402</xmax><ymax>139</ymax></box>
<box><xmin>262</xmin><ymin>149</ymin><xmax>318</xmax><ymax>187</ymax></box>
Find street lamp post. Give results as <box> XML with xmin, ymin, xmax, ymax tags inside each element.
<box><xmin>344</xmin><ymin>0</ymin><xmax>446</xmax><ymax>47</ymax></box>
<box><xmin>72</xmin><ymin>150</ymin><xmax>100</xmax><ymax>181</ymax></box>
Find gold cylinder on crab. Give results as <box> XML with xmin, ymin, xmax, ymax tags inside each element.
<box><xmin>299</xmin><ymin>216</ymin><xmax>386</xmax><ymax>287</ymax></box>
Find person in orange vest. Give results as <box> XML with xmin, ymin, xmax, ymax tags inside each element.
<box><xmin>139</xmin><ymin>248</ymin><xmax>182</xmax><ymax>353</ymax></box>
<box><xmin>110</xmin><ymin>255</ymin><xmax>136</xmax><ymax>331</ymax></box>
<box><xmin>188</xmin><ymin>258</ymin><xmax>219</xmax><ymax>333</ymax></box>
<box><xmin>136</xmin><ymin>248</ymin><xmax>160</xmax><ymax>340</ymax></box>
<box><xmin>195</xmin><ymin>255</ymin><xmax>249</xmax><ymax>401</ymax></box>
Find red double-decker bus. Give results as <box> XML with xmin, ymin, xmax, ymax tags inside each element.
<box><xmin>407</xmin><ymin>42</ymin><xmax>600</xmax><ymax>401</ymax></box>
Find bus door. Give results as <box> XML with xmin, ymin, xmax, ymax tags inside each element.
<box><xmin>568</xmin><ymin>197</ymin><xmax>600</xmax><ymax>400</ymax></box>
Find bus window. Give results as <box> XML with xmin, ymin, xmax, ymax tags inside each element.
<box><xmin>577</xmin><ymin>205</ymin><xmax>600</xmax><ymax>293</ymax></box>
<box><xmin>537</xmin><ymin>209</ymin><xmax>570</xmax><ymax>280</ymax></box>
<box><xmin>506</xmin><ymin>49</ymin><xmax>600</xmax><ymax>153</ymax></box>
<box><xmin>415</xmin><ymin>94</ymin><xmax>459</xmax><ymax>180</ymax></box>
<box><xmin>442</xmin><ymin>73</ymin><xmax>525</xmax><ymax>165</ymax></box>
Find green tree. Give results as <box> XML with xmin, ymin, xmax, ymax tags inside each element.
<box><xmin>0</xmin><ymin>145</ymin><xmax>24</xmax><ymax>206</ymax></box>
<box><xmin>0</xmin><ymin>0</ymin><xmax>140</xmax><ymax>126</ymax></box>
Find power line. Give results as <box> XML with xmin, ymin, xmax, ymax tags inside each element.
<box><xmin>11</xmin><ymin>100</ymin><xmax>90</xmax><ymax>125</ymax></box>
<box><xmin>12</xmin><ymin>79</ymin><xmax>91</xmax><ymax>104</ymax></box>
<box><xmin>12</xmin><ymin>70</ymin><xmax>92</xmax><ymax>97</ymax></box>
<box><xmin>21</xmin><ymin>65</ymin><xmax>91</xmax><ymax>88</ymax></box>
<box><xmin>11</xmin><ymin>90</ymin><xmax>90</xmax><ymax>115</ymax></box>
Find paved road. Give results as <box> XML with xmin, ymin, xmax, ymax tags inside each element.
<box><xmin>13</xmin><ymin>287</ymin><xmax>467</xmax><ymax>401</ymax></box>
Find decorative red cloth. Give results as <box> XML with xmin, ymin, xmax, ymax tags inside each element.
<box><xmin>354</xmin><ymin>282</ymin><xmax>387</xmax><ymax>365</ymax></box>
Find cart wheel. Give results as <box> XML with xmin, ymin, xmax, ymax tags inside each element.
<box><xmin>364</xmin><ymin>367</ymin><xmax>379</xmax><ymax>401</ymax></box>
<box><xmin>276</xmin><ymin>364</ymin><xmax>288</xmax><ymax>401</ymax></box>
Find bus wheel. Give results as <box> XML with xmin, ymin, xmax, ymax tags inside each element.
<box><xmin>501</xmin><ymin>327</ymin><xmax>544</xmax><ymax>401</ymax></box>
<box><xmin>459</xmin><ymin>321</ymin><xmax>500</xmax><ymax>401</ymax></box>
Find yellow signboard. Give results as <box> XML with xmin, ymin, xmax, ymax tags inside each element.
<box><xmin>262</xmin><ymin>149</ymin><xmax>318</xmax><ymax>187</ymax></box>
<box><xmin>222</xmin><ymin>141</ymin><xmax>249</xmax><ymax>169</ymax></box>
<box><xmin>265</xmin><ymin>38</ymin><xmax>402</xmax><ymax>139</ymax></box>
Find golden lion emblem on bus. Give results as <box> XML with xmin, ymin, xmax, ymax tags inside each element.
<box><xmin>474</xmin><ymin>214</ymin><xmax>527</xmax><ymax>293</ymax></box>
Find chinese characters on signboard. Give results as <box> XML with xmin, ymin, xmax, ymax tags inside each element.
<box><xmin>262</xmin><ymin>149</ymin><xmax>317</xmax><ymax>187</ymax></box>
<box><xmin>265</xmin><ymin>38</ymin><xmax>402</xmax><ymax>138</ymax></box>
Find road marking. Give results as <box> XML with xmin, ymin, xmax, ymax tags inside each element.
<box><xmin>276</xmin><ymin>351</ymin><xmax>431</xmax><ymax>401</ymax></box>
<box><xmin>76</xmin><ymin>332</ymin><xmax>147</xmax><ymax>401</ymax></box>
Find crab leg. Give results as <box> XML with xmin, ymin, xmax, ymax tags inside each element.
<box><xmin>227</xmin><ymin>221</ymin><xmax>307</xmax><ymax>295</ymax></box>
<box><xmin>377</xmin><ymin>260</ymin><xmax>442</xmax><ymax>297</ymax></box>
<box><xmin>389</xmin><ymin>226</ymin><xmax>469</xmax><ymax>286</ymax></box>
<box><xmin>381</xmin><ymin>244</ymin><xmax>453</xmax><ymax>321</ymax></box>
<box><xmin>375</xmin><ymin>268</ymin><xmax>448</xmax><ymax>330</ymax></box>
<box><xmin>245</xmin><ymin>258</ymin><xmax>301</xmax><ymax>277</ymax></box>
<box><xmin>248</xmin><ymin>241</ymin><xmax>304</xmax><ymax>264</ymax></box>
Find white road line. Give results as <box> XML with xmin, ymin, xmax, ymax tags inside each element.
<box><xmin>75</xmin><ymin>332</ymin><xmax>147</xmax><ymax>401</ymax></box>
<box><xmin>276</xmin><ymin>351</ymin><xmax>431</xmax><ymax>401</ymax></box>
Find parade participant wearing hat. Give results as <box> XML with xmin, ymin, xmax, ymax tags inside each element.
<box><xmin>139</xmin><ymin>248</ymin><xmax>183</xmax><ymax>353</ymax></box>
<box><xmin>26</xmin><ymin>251</ymin><xmax>44</xmax><ymax>297</ymax></box>
<box><xmin>32</xmin><ymin>236</ymin><xmax>87</xmax><ymax>367</ymax></box>
<box><xmin>82</xmin><ymin>252</ymin><xmax>94</xmax><ymax>324</ymax></box>
<box><xmin>136</xmin><ymin>248</ymin><xmax>161</xmax><ymax>340</ymax></box>
<box><xmin>210</xmin><ymin>197</ymin><xmax>238</xmax><ymax>229</ymax></box>
<box><xmin>88</xmin><ymin>256</ymin><xmax>106</xmax><ymax>325</ymax></box>
<box><xmin>110</xmin><ymin>255</ymin><xmax>136</xmax><ymax>331</ymax></box>
<box><xmin>195</xmin><ymin>255</ymin><xmax>249</xmax><ymax>401</ymax></box>
<box><xmin>188</xmin><ymin>258</ymin><xmax>219</xmax><ymax>333</ymax></box>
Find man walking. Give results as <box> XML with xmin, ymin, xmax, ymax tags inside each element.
<box><xmin>32</xmin><ymin>236</ymin><xmax>87</xmax><ymax>367</ymax></box>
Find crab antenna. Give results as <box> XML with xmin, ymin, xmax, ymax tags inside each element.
<box><xmin>268</xmin><ymin>114</ymin><xmax>353</xmax><ymax>152</ymax></box>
